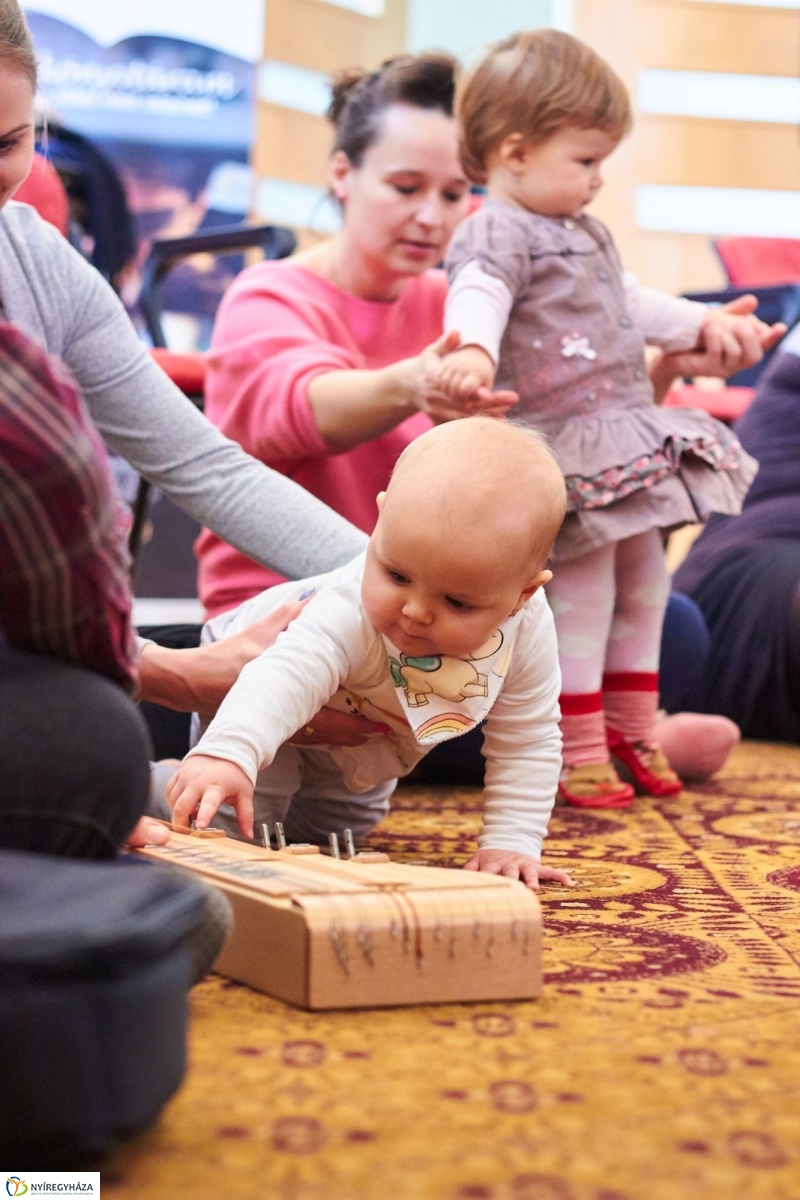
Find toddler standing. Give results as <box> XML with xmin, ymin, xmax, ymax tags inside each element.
<box><xmin>167</xmin><ymin>418</ymin><xmax>573</xmax><ymax>890</ymax></box>
<box><xmin>440</xmin><ymin>30</ymin><xmax>768</xmax><ymax>808</ymax></box>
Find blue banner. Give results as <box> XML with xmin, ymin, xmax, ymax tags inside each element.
<box><xmin>25</xmin><ymin>7</ymin><xmax>260</xmax><ymax>330</ymax></box>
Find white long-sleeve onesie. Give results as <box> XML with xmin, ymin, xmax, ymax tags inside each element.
<box><xmin>188</xmin><ymin>555</ymin><xmax>563</xmax><ymax>859</ymax></box>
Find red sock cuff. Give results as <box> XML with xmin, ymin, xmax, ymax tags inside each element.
<box><xmin>602</xmin><ymin>672</ymin><xmax>659</xmax><ymax>693</ymax></box>
<box><xmin>560</xmin><ymin>691</ymin><xmax>603</xmax><ymax>717</ymax></box>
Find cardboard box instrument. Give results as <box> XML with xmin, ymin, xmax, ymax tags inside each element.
<box><xmin>135</xmin><ymin>827</ymin><xmax>542</xmax><ymax>1010</ymax></box>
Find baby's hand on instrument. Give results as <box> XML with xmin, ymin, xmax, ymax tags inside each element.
<box><xmin>167</xmin><ymin>754</ymin><xmax>255</xmax><ymax>839</ymax></box>
<box><xmin>463</xmin><ymin>848</ymin><xmax>575</xmax><ymax>891</ymax></box>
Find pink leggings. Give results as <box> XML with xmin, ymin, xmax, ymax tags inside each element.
<box><xmin>547</xmin><ymin>529</ymin><xmax>672</xmax><ymax>764</ymax></box>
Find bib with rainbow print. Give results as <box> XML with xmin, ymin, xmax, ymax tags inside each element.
<box><xmin>382</xmin><ymin>608</ymin><xmax>524</xmax><ymax>745</ymax></box>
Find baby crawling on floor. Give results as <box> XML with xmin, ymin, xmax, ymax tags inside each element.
<box><xmin>168</xmin><ymin>417</ymin><xmax>573</xmax><ymax>890</ymax></box>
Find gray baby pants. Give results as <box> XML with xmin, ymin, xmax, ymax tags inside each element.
<box><xmin>202</xmin><ymin>743</ymin><xmax>395</xmax><ymax>846</ymax></box>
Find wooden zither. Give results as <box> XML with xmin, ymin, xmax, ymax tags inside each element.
<box><xmin>135</xmin><ymin>825</ymin><xmax>542</xmax><ymax>1010</ymax></box>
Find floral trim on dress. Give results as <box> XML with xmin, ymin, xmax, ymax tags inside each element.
<box><xmin>565</xmin><ymin>435</ymin><xmax>747</xmax><ymax>512</ymax></box>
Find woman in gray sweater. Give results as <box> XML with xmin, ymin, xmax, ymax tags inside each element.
<box><xmin>0</xmin><ymin>0</ymin><xmax>374</xmax><ymax>855</ymax></box>
<box><xmin>0</xmin><ymin>174</ymin><xmax>364</xmax><ymax>586</ymax></box>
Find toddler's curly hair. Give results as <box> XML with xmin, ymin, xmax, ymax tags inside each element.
<box><xmin>458</xmin><ymin>30</ymin><xmax>631</xmax><ymax>183</ymax></box>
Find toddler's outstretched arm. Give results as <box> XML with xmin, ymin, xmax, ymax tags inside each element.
<box><xmin>442</xmin><ymin>258</ymin><xmax>517</xmax><ymax>412</ymax></box>
<box><xmin>170</xmin><ymin>587</ymin><xmax>375</xmax><ymax>838</ymax></box>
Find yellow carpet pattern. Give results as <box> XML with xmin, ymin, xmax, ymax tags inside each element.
<box><xmin>107</xmin><ymin>742</ymin><xmax>800</xmax><ymax>1199</ymax></box>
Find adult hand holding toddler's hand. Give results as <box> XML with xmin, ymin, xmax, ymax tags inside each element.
<box><xmin>651</xmin><ymin>294</ymin><xmax>787</xmax><ymax>402</ymax></box>
<box><xmin>438</xmin><ymin>343</ymin><xmax>497</xmax><ymax>402</ymax></box>
<box><xmin>700</xmin><ymin>302</ymin><xmax>782</xmax><ymax>371</ymax></box>
<box><xmin>167</xmin><ymin>754</ymin><xmax>255</xmax><ymax>839</ymax></box>
<box><xmin>405</xmin><ymin>331</ymin><xmax>518</xmax><ymax>424</ymax></box>
<box><xmin>463</xmin><ymin>848</ymin><xmax>575</xmax><ymax>891</ymax></box>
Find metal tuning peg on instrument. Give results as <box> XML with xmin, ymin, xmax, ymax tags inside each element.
<box><xmin>328</xmin><ymin>832</ymin><xmax>341</xmax><ymax>860</ymax></box>
<box><xmin>275</xmin><ymin>822</ymin><xmax>287</xmax><ymax>850</ymax></box>
<box><xmin>340</xmin><ymin>827</ymin><xmax>390</xmax><ymax>863</ymax></box>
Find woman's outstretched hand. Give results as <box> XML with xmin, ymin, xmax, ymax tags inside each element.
<box><xmin>407</xmin><ymin>331</ymin><xmax>519</xmax><ymax>423</ymax></box>
<box><xmin>138</xmin><ymin>601</ymin><xmax>389</xmax><ymax>744</ymax></box>
<box><xmin>288</xmin><ymin>708</ymin><xmax>390</xmax><ymax>747</ymax></box>
<box><xmin>138</xmin><ymin>601</ymin><xmax>309</xmax><ymax>714</ymax></box>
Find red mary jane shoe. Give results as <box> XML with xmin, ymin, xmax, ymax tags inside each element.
<box><xmin>606</xmin><ymin>728</ymin><xmax>683</xmax><ymax>797</ymax></box>
<box><xmin>558</xmin><ymin>763</ymin><xmax>636</xmax><ymax>809</ymax></box>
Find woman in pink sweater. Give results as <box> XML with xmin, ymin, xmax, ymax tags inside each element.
<box><xmin>197</xmin><ymin>54</ymin><xmax>515</xmax><ymax>617</ymax></box>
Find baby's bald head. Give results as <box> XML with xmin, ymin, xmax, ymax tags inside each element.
<box><xmin>364</xmin><ymin>419</ymin><xmax>566</xmax><ymax>656</ymax></box>
<box><xmin>385</xmin><ymin>418</ymin><xmax>566</xmax><ymax>574</ymax></box>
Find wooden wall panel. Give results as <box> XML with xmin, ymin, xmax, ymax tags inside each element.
<box><xmin>263</xmin><ymin>0</ymin><xmax>405</xmax><ymax>76</ymax></box>
<box><xmin>635</xmin><ymin>2</ymin><xmax>800</xmax><ymax>75</ymax></box>
<box><xmin>576</xmin><ymin>0</ymin><xmax>800</xmax><ymax>75</ymax></box>
<box><xmin>252</xmin><ymin>107</ymin><xmax>333</xmax><ymax>187</ymax></box>
<box><xmin>637</xmin><ymin>117</ymin><xmax>800</xmax><ymax>191</ymax></box>
<box><xmin>253</xmin><ymin>0</ymin><xmax>406</xmax><ymax>207</ymax></box>
<box><xmin>631</xmin><ymin>231</ymin><xmax>726</xmax><ymax>294</ymax></box>
<box><xmin>253</xmin><ymin>0</ymin><xmax>407</xmax><ymax>205</ymax></box>
<box><xmin>572</xmin><ymin>0</ymin><xmax>800</xmax><ymax>294</ymax></box>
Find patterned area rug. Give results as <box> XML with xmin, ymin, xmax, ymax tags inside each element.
<box><xmin>107</xmin><ymin>742</ymin><xmax>800</xmax><ymax>1200</ymax></box>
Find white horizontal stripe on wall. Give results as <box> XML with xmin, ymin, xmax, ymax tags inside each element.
<box><xmin>258</xmin><ymin>61</ymin><xmax>331</xmax><ymax>116</ymax></box>
<box><xmin>134</xmin><ymin>598</ymin><xmax>205</xmax><ymax>626</ymax></box>
<box><xmin>638</xmin><ymin>69</ymin><xmax>800</xmax><ymax>125</ymax></box>
<box><xmin>319</xmin><ymin>0</ymin><xmax>385</xmax><ymax>14</ymax></box>
<box><xmin>256</xmin><ymin>177</ymin><xmax>343</xmax><ymax>234</ymax></box>
<box><xmin>550</xmin><ymin>0</ymin><xmax>573</xmax><ymax>31</ymax></box>
<box><xmin>636</xmin><ymin>185</ymin><xmax>800</xmax><ymax>237</ymax></box>
<box><xmin>685</xmin><ymin>0</ymin><xmax>800</xmax><ymax>8</ymax></box>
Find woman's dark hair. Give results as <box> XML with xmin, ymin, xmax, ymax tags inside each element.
<box><xmin>328</xmin><ymin>53</ymin><xmax>457</xmax><ymax>166</ymax></box>
<box><xmin>0</xmin><ymin>0</ymin><xmax>37</xmax><ymax>88</ymax></box>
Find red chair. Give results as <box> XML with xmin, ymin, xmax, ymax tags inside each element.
<box><xmin>14</xmin><ymin>153</ymin><xmax>69</xmax><ymax>237</ymax></box>
<box><xmin>148</xmin><ymin>348</ymin><xmax>207</xmax><ymax>397</ymax></box>
<box><xmin>715</xmin><ymin>237</ymin><xmax>800</xmax><ymax>288</ymax></box>
<box><xmin>129</xmin><ymin>223</ymin><xmax>296</xmax><ymax>562</ymax></box>
<box><xmin>662</xmin><ymin>384</ymin><xmax>755</xmax><ymax>423</ymax></box>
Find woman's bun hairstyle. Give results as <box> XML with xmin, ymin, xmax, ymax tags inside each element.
<box><xmin>327</xmin><ymin>66</ymin><xmax>368</xmax><ymax>127</ymax></box>
<box><xmin>0</xmin><ymin>0</ymin><xmax>37</xmax><ymax>87</ymax></box>
<box><xmin>328</xmin><ymin>53</ymin><xmax>457</xmax><ymax>166</ymax></box>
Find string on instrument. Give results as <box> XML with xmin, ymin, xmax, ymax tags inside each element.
<box><xmin>392</xmin><ymin>889</ymin><xmax>424</xmax><ymax>969</ymax></box>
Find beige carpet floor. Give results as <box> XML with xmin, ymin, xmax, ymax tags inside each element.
<box><xmin>106</xmin><ymin>741</ymin><xmax>800</xmax><ymax>1200</ymax></box>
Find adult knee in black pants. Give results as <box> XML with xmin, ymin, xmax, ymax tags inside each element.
<box><xmin>0</xmin><ymin>646</ymin><xmax>152</xmax><ymax>858</ymax></box>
